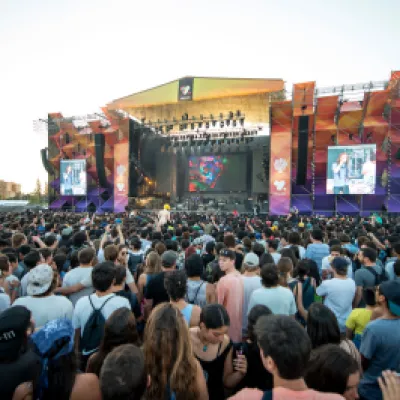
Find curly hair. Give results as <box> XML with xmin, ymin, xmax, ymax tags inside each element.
<box><xmin>144</xmin><ymin>303</ymin><xmax>201</xmax><ymax>400</ymax></box>
<box><xmin>164</xmin><ymin>270</ymin><xmax>187</xmax><ymax>301</ymax></box>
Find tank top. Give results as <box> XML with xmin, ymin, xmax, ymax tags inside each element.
<box><xmin>197</xmin><ymin>341</ymin><xmax>232</xmax><ymax>400</ymax></box>
<box><xmin>180</xmin><ymin>304</ymin><xmax>194</xmax><ymax>326</ymax></box>
<box><xmin>186</xmin><ymin>280</ymin><xmax>207</xmax><ymax>307</ymax></box>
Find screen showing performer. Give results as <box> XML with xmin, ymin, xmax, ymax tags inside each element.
<box><xmin>188</xmin><ymin>154</ymin><xmax>246</xmax><ymax>192</ymax></box>
<box><xmin>326</xmin><ymin>144</ymin><xmax>376</xmax><ymax>194</ymax></box>
<box><xmin>60</xmin><ymin>159</ymin><xmax>87</xmax><ymax>196</ymax></box>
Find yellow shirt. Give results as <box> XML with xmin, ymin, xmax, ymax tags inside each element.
<box><xmin>345</xmin><ymin>308</ymin><xmax>372</xmax><ymax>335</ymax></box>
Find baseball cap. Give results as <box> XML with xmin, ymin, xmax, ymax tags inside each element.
<box><xmin>193</xmin><ymin>237</ymin><xmax>203</xmax><ymax>246</ymax></box>
<box><xmin>161</xmin><ymin>250</ymin><xmax>178</xmax><ymax>267</ymax></box>
<box><xmin>31</xmin><ymin>319</ymin><xmax>74</xmax><ymax>360</ymax></box>
<box><xmin>298</xmin><ymin>222</ymin><xmax>305</xmax><ymax>228</ymax></box>
<box><xmin>380</xmin><ymin>281</ymin><xmax>400</xmax><ymax>316</ymax></box>
<box><xmin>243</xmin><ymin>252</ymin><xmax>259</xmax><ymax>267</ymax></box>
<box><xmin>219</xmin><ymin>249</ymin><xmax>236</xmax><ymax>260</ymax></box>
<box><xmin>0</xmin><ymin>306</ymin><xmax>31</xmax><ymax>360</ymax></box>
<box><xmin>27</xmin><ymin>264</ymin><xmax>54</xmax><ymax>296</ymax></box>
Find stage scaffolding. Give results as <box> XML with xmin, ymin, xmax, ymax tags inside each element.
<box><xmin>269</xmin><ymin>73</ymin><xmax>400</xmax><ymax>215</ymax></box>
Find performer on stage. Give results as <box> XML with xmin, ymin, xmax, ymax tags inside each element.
<box><xmin>158</xmin><ymin>204</ymin><xmax>171</xmax><ymax>226</ymax></box>
<box><xmin>332</xmin><ymin>153</ymin><xmax>350</xmax><ymax>194</ymax></box>
<box><xmin>63</xmin><ymin>165</ymin><xmax>73</xmax><ymax>195</ymax></box>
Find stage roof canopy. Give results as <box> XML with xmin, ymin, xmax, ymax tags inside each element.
<box><xmin>107</xmin><ymin>76</ymin><xmax>284</xmax><ymax>109</ymax></box>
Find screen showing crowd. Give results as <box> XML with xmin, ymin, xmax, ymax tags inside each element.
<box><xmin>60</xmin><ymin>159</ymin><xmax>87</xmax><ymax>196</ymax></box>
<box><xmin>326</xmin><ymin>144</ymin><xmax>376</xmax><ymax>194</ymax></box>
<box><xmin>188</xmin><ymin>154</ymin><xmax>247</xmax><ymax>192</ymax></box>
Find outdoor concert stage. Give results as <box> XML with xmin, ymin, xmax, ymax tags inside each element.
<box><xmin>41</xmin><ymin>71</ymin><xmax>400</xmax><ymax>216</ymax></box>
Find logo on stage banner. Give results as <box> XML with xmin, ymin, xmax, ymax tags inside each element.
<box><xmin>114</xmin><ymin>142</ymin><xmax>129</xmax><ymax>212</ymax></box>
<box><xmin>269</xmin><ymin>131</ymin><xmax>292</xmax><ymax>215</ymax></box>
<box><xmin>178</xmin><ymin>77</ymin><xmax>194</xmax><ymax>101</ymax></box>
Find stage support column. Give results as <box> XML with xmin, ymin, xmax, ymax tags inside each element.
<box><xmin>269</xmin><ymin>131</ymin><xmax>292</xmax><ymax>215</ymax></box>
<box><xmin>114</xmin><ymin>142</ymin><xmax>129</xmax><ymax>212</ymax></box>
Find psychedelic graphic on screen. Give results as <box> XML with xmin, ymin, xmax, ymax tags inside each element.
<box><xmin>189</xmin><ymin>156</ymin><xmax>227</xmax><ymax>192</ymax></box>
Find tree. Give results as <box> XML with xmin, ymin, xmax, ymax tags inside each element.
<box><xmin>32</xmin><ymin>178</ymin><xmax>42</xmax><ymax>204</ymax></box>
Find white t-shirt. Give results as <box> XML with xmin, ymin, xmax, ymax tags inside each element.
<box><xmin>20</xmin><ymin>271</ymin><xmax>32</xmax><ymax>297</ymax></box>
<box><xmin>242</xmin><ymin>276</ymin><xmax>262</xmax><ymax>334</ymax></box>
<box><xmin>321</xmin><ymin>256</ymin><xmax>353</xmax><ymax>279</ymax></box>
<box><xmin>13</xmin><ymin>295</ymin><xmax>74</xmax><ymax>328</ymax></box>
<box><xmin>158</xmin><ymin>209</ymin><xmax>170</xmax><ymax>225</ymax></box>
<box><xmin>72</xmin><ymin>293</ymin><xmax>130</xmax><ymax>336</ymax></box>
<box><xmin>80</xmin><ymin>266</ymin><xmax>135</xmax><ymax>287</ymax></box>
<box><xmin>316</xmin><ymin>278</ymin><xmax>356</xmax><ymax>332</ymax></box>
<box><xmin>248</xmin><ymin>286</ymin><xmax>297</xmax><ymax>316</ymax></box>
<box><xmin>270</xmin><ymin>252</ymin><xmax>281</xmax><ymax>265</ymax></box>
<box><xmin>62</xmin><ymin>266</ymin><xmax>94</xmax><ymax>306</ymax></box>
<box><xmin>0</xmin><ymin>289</ymin><xmax>10</xmax><ymax>312</ymax></box>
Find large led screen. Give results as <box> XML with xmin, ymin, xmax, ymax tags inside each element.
<box><xmin>326</xmin><ymin>144</ymin><xmax>376</xmax><ymax>194</ymax></box>
<box><xmin>60</xmin><ymin>159</ymin><xmax>87</xmax><ymax>196</ymax></box>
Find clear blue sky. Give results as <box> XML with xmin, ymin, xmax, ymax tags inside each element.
<box><xmin>0</xmin><ymin>0</ymin><xmax>399</xmax><ymax>192</ymax></box>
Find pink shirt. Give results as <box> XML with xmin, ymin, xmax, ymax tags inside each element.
<box><xmin>217</xmin><ymin>271</ymin><xmax>244</xmax><ymax>342</ymax></box>
<box><xmin>229</xmin><ymin>388</ymin><xmax>344</xmax><ymax>400</ymax></box>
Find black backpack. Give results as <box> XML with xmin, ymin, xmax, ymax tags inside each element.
<box><xmin>365</xmin><ymin>266</ymin><xmax>389</xmax><ymax>285</ymax></box>
<box><xmin>261</xmin><ymin>390</ymin><xmax>272</xmax><ymax>400</ymax></box>
<box><xmin>80</xmin><ymin>295</ymin><xmax>115</xmax><ymax>356</ymax></box>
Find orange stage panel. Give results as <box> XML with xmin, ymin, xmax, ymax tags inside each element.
<box><xmin>293</xmin><ymin>82</ymin><xmax>315</xmax><ymax>117</ymax></box>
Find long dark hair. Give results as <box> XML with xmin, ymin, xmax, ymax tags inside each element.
<box><xmin>33</xmin><ymin>349</ymin><xmax>77</xmax><ymax>400</ymax></box>
<box><xmin>307</xmin><ymin>304</ymin><xmax>340</xmax><ymax>349</ymax></box>
<box><xmin>87</xmin><ymin>308</ymin><xmax>139</xmax><ymax>376</ymax></box>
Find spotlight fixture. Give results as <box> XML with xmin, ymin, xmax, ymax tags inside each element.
<box><xmin>141</xmin><ymin>117</ymin><xmax>146</xmax><ymax>124</ymax></box>
<box><xmin>331</xmin><ymin>135</ymin><xmax>336</xmax><ymax>144</ymax></box>
<box><xmin>199</xmin><ymin>122</ymin><xmax>203</xmax><ymax>128</ymax></box>
<box><xmin>219</xmin><ymin>113</ymin><xmax>224</xmax><ymax>120</ymax></box>
<box><xmin>236</xmin><ymin>110</ymin><xmax>241</xmax><ymax>117</ymax></box>
<box><xmin>205</xmin><ymin>122</ymin><xmax>210</xmax><ymax>129</ymax></box>
<box><xmin>190</xmin><ymin>123</ymin><xmax>195</xmax><ymax>130</ymax></box>
<box><xmin>212</xmin><ymin>120</ymin><xmax>216</xmax><ymax>127</ymax></box>
<box><xmin>220</xmin><ymin>121</ymin><xmax>224</xmax><ymax>128</ymax></box>
<box><xmin>239</xmin><ymin>117</ymin><xmax>245</xmax><ymax>126</ymax></box>
<box><xmin>349</xmin><ymin>133</ymin><xmax>354</xmax><ymax>141</ymax></box>
<box><xmin>229</xmin><ymin>111</ymin><xmax>234</xmax><ymax>119</ymax></box>
<box><xmin>200</xmin><ymin>114</ymin><xmax>204</xmax><ymax>120</ymax></box>
<box><xmin>233</xmin><ymin>120</ymin><xmax>237</xmax><ymax>127</ymax></box>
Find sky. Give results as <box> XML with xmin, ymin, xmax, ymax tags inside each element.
<box><xmin>0</xmin><ymin>0</ymin><xmax>399</xmax><ymax>193</ymax></box>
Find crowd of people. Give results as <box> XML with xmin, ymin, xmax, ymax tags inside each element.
<box><xmin>0</xmin><ymin>208</ymin><xmax>400</xmax><ymax>399</ymax></box>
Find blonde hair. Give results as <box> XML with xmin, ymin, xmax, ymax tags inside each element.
<box><xmin>145</xmin><ymin>251</ymin><xmax>162</xmax><ymax>274</ymax></box>
<box><xmin>277</xmin><ymin>257</ymin><xmax>294</xmax><ymax>287</ymax></box>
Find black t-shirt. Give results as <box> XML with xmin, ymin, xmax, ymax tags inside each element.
<box><xmin>115</xmin><ymin>289</ymin><xmax>141</xmax><ymax>319</ymax></box>
<box><xmin>235</xmin><ymin>252</ymin><xmax>244</xmax><ymax>271</ymax></box>
<box><xmin>144</xmin><ymin>272</ymin><xmax>170</xmax><ymax>308</ymax></box>
<box><xmin>0</xmin><ymin>350</ymin><xmax>41</xmax><ymax>399</ymax></box>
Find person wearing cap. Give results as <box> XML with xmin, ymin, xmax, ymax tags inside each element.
<box><xmin>13</xmin><ymin>264</ymin><xmax>73</xmax><ymax>329</ymax></box>
<box><xmin>241</xmin><ymin>252</ymin><xmax>262</xmax><ymax>336</ymax></box>
<box><xmin>316</xmin><ymin>257</ymin><xmax>356</xmax><ymax>333</ymax></box>
<box><xmin>217</xmin><ymin>248</ymin><xmax>244</xmax><ymax>342</ymax></box>
<box><xmin>13</xmin><ymin>319</ymin><xmax>101</xmax><ymax>400</ymax></box>
<box><xmin>0</xmin><ymin>306</ymin><xmax>41</xmax><ymax>399</ymax></box>
<box><xmin>20</xmin><ymin>250</ymin><xmax>45</xmax><ymax>297</ymax></box>
<box><xmin>144</xmin><ymin>250</ymin><xmax>177</xmax><ymax>319</ymax></box>
<box><xmin>359</xmin><ymin>281</ymin><xmax>400</xmax><ymax>400</ymax></box>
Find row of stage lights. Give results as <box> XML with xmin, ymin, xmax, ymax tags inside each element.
<box><xmin>161</xmin><ymin>135</ymin><xmax>260</xmax><ymax>154</ymax></box>
<box><xmin>141</xmin><ymin>110</ymin><xmax>246</xmax><ymax>134</ymax></box>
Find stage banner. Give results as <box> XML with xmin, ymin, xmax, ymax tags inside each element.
<box><xmin>178</xmin><ymin>77</ymin><xmax>194</xmax><ymax>101</ymax></box>
<box><xmin>114</xmin><ymin>142</ymin><xmax>129</xmax><ymax>212</ymax></box>
<box><xmin>269</xmin><ymin>131</ymin><xmax>292</xmax><ymax>215</ymax></box>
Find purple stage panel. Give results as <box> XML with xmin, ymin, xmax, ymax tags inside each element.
<box><xmin>388</xmin><ymin>195</ymin><xmax>400</xmax><ymax>213</ymax></box>
<box><xmin>50</xmin><ymin>178</ymin><xmax>60</xmax><ymax>189</ymax></box>
<box><xmin>314</xmin><ymin>179</ymin><xmax>327</xmax><ymax>195</ymax></box>
<box><xmin>292</xmin><ymin>182</ymin><xmax>312</xmax><ymax>195</ymax></box>
<box><xmin>313</xmin><ymin>195</ymin><xmax>335</xmax><ymax>212</ymax></box>
<box><xmin>291</xmin><ymin>195</ymin><xmax>313</xmax><ymax>215</ymax></box>
<box><xmin>75</xmin><ymin>199</ymin><xmax>94</xmax><ymax>212</ymax></box>
<box><xmin>49</xmin><ymin>198</ymin><xmax>68</xmax><ymax>209</ymax></box>
<box><xmin>363</xmin><ymin>195</ymin><xmax>386</xmax><ymax>212</ymax></box>
<box><xmin>336</xmin><ymin>195</ymin><xmax>360</xmax><ymax>215</ymax></box>
<box><xmin>99</xmin><ymin>196</ymin><xmax>114</xmax><ymax>211</ymax></box>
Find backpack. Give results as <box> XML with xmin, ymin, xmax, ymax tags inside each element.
<box><xmin>187</xmin><ymin>281</ymin><xmax>205</xmax><ymax>305</ymax></box>
<box><xmin>80</xmin><ymin>295</ymin><xmax>115</xmax><ymax>356</ymax></box>
<box><xmin>261</xmin><ymin>390</ymin><xmax>273</xmax><ymax>400</ymax></box>
<box><xmin>365</xmin><ymin>266</ymin><xmax>389</xmax><ymax>285</ymax></box>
